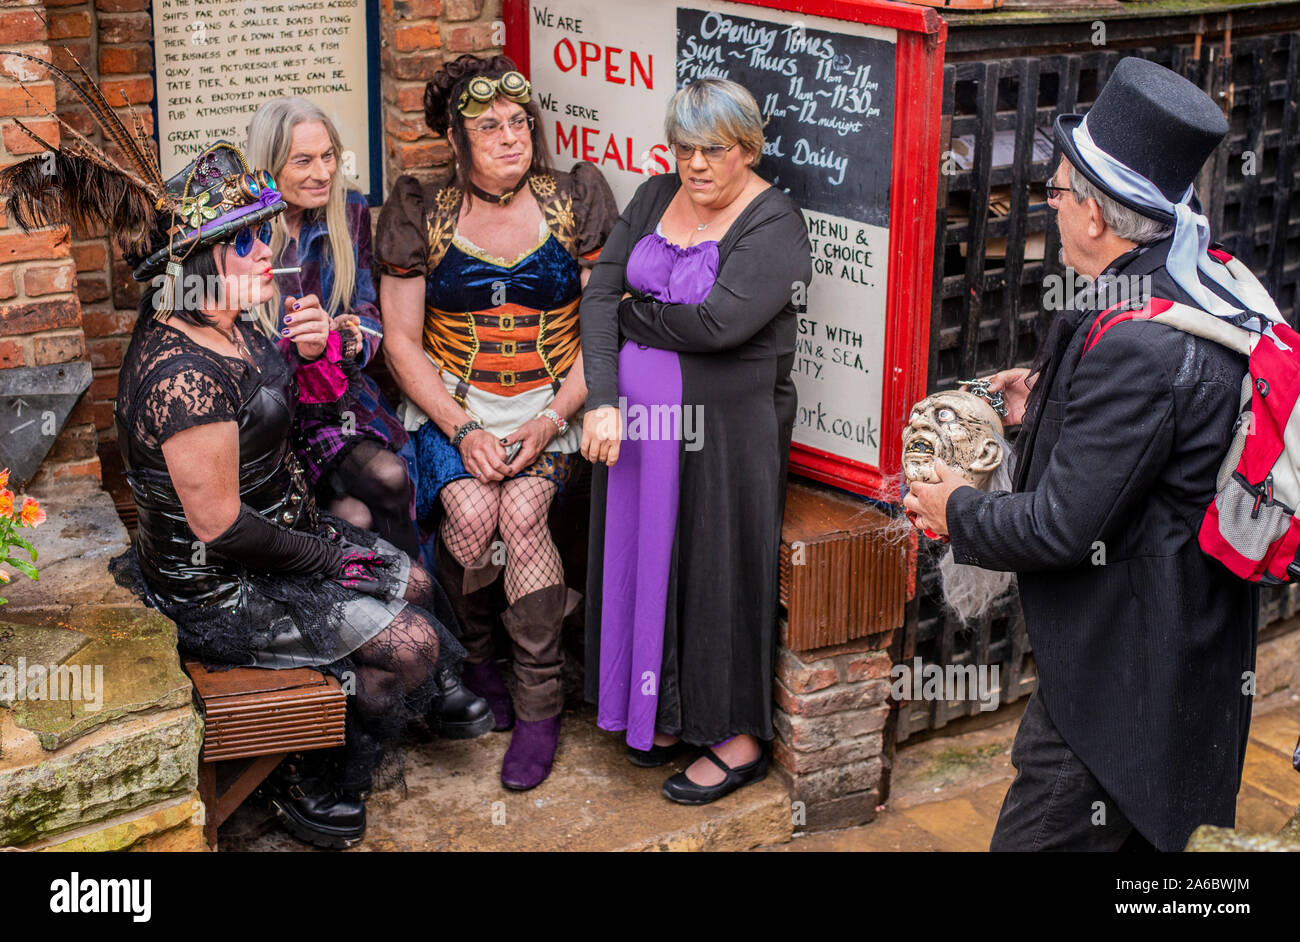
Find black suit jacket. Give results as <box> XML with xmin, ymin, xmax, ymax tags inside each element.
<box><xmin>947</xmin><ymin>238</ymin><xmax>1259</xmax><ymax>851</ymax></box>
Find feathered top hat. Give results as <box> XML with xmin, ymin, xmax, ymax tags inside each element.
<box><xmin>0</xmin><ymin>51</ymin><xmax>283</xmax><ymax>317</ymax></box>
<box><xmin>129</xmin><ymin>142</ymin><xmax>285</xmax><ymax>280</ymax></box>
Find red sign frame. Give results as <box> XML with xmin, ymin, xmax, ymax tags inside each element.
<box><xmin>504</xmin><ymin>0</ymin><xmax>946</xmax><ymax>504</ymax></box>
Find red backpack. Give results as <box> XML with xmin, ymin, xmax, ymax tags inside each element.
<box><xmin>1083</xmin><ymin>250</ymin><xmax>1296</xmax><ymax>584</ymax></box>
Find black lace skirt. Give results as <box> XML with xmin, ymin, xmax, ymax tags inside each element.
<box><xmin>110</xmin><ymin>513</ymin><xmax>458</xmax><ymax>672</ymax></box>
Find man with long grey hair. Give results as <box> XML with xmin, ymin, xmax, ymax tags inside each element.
<box><xmin>245</xmin><ymin>97</ymin><xmax>494</xmax><ymax>740</ymax></box>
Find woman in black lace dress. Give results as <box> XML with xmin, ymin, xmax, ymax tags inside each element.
<box><xmin>0</xmin><ymin>116</ymin><xmax>465</xmax><ymax>847</ymax></box>
<box><xmin>125</xmin><ymin>147</ymin><xmax>477</xmax><ymax>853</ymax></box>
<box><xmin>110</xmin><ymin>145</ymin><xmax>471</xmax><ymax>850</ymax></box>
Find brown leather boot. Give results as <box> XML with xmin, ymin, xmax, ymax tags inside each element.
<box><xmin>435</xmin><ymin>538</ymin><xmax>513</xmax><ymax>731</ymax></box>
<box><xmin>498</xmin><ymin>583</ymin><xmax>576</xmax><ymax>789</ymax></box>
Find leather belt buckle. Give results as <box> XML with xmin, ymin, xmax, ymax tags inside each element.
<box><xmin>502</xmin><ymin>340</ymin><xmax>516</xmax><ymax>357</ymax></box>
<box><xmin>500</xmin><ymin>313</ymin><xmax>515</xmax><ymax>331</ymax></box>
<box><xmin>500</xmin><ymin>370</ymin><xmax>516</xmax><ymax>387</ymax></box>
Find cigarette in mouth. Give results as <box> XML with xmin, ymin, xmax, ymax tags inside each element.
<box><xmin>268</xmin><ymin>266</ymin><xmax>302</xmax><ymax>274</ymax></box>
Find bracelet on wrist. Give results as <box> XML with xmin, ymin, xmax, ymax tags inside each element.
<box><xmin>537</xmin><ymin>408</ymin><xmax>568</xmax><ymax>436</ymax></box>
<box><xmin>451</xmin><ymin>420</ymin><xmax>483</xmax><ymax>450</ymax></box>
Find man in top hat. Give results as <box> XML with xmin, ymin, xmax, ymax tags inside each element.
<box><xmin>905</xmin><ymin>56</ymin><xmax>1267</xmax><ymax>851</ymax></box>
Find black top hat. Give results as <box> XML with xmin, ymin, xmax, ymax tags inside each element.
<box><xmin>1054</xmin><ymin>57</ymin><xmax>1228</xmax><ymax>225</ymax></box>
<box><xmin>130</xmin><ymin>141</ymin><xmax>286</xmax><ymax>281</ymax></box>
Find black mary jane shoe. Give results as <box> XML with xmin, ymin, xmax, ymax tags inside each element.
<box><xmin>262</xmin><ymin>754</ymin><xmax>366</xmax><ymax>850</ymax></box>
<box><xmin>661</xmin><ymin>746</ymin><xmax>770</xmax><ymax>805</ymax></box>
<box><xmin>430</xmin><ymin>666</ymin><xmax>495</xmax><ymax>740</ymax></box>
<box><xmin>626</xmin><ymin>739</ymin><xmax>692</xmax><ymax>768</ymax></box>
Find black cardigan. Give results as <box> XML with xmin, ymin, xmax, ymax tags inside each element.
<box><xmin>580</xmin><ymin>172</ymin><xmax>812</xmax><ymax>408</ymax></box>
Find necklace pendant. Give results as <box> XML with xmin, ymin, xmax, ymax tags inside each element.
<box><xmin>697</xmin><ymin>223</ymin><xmax>707</xmax><ymax>231</ymax></box>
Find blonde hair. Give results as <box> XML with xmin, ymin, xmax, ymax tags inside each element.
<box><xmin>244</xmin><ymin>98</ymin><xmax>360</xmax><ymax>336</ymax></box>
<box><xmin>665</xmin><ymin>79</ymin><xmax>765</xmax><ymax>164</ymax></box>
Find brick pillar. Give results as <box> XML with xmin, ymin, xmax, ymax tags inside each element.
<box><xmin>378</xmin><ymin>0</ymin><xmax>502</xmax><ymax>191</ymax></box>
<box><xmin>773</xmin><ymin>632</ymin><xmax>897</xmax><ymax>831</ymax></box>
<box><xmin>0</xmin><ymin>0</ymin><xmax>100</xmax><ymax>488</ymax></box>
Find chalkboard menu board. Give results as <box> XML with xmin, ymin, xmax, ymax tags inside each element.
<box><xmin>676</xmin><ymin>7</ymin><xmax>895</xmax><ymax>227</ymax></box>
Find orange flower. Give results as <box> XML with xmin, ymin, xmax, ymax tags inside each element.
<box><xmin>0</xmin><ymin>569</ymin><xmax>9</xmax><ymax>584</ymax></box>
<box><xmin>0</xmin><ymin>490</ymin><xmax>12</xmax><ymax>518</ymax></box>
<box><xmin>0</xmin><ymin>469</ymin><xmax>8</xmax><ymax>489</ymax></box>
<box><xmin>19</xmin><ymin>497</ymin><xmax>44</xmax><ymax>527</ymax></box>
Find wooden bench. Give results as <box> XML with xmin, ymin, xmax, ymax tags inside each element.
<box><xmin>184</xmin><ymin>661</ymin><xmax>347</xmax><ymax>850</ymax></box>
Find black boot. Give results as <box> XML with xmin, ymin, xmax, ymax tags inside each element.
<box><xmin>264</xmin><ymin>751</ymin><xmax>366</xmax><ymax>850</ymax></box>
<box><xmin>429</xmin><ymin>665</ymin><xmax>494</xmax><ymax>739</ymax></box>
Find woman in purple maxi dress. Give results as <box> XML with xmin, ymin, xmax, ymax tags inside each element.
<box><xmin>581</xmin><ymin>80</ymin><xmax>812</xmax><ymax>803</ymax></box>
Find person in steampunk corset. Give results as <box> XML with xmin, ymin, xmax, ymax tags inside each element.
<box><xmin>905</xmin><ymin>57</ymin><xmax>1273</xmax><ymax>851</ymax></box>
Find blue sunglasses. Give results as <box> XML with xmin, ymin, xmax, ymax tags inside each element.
<box><xmin>233</xmin><ymin>221</ymin><xmax>273</xmax><ymax>257</ymax></box>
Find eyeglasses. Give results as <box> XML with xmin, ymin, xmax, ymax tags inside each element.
<box><xmin>233</xmin><ymin>221</ymin><xmax>273</xmax><ymax>257</ymax></box>
<box><xmin>1044</xmin><ymin>181</ymin><xmax>1071</xmax><ymax>202</ymax></box>
<box><xmin>466</xmin><ymin>113</ymin><xmax>535</xmax><ymax>138</ymax></box>
<box><xmin>672</xmin><ymin>142</ymin><xmax>738</xmax><ymax>164</ymax></box>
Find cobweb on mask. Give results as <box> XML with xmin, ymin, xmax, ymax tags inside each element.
<box><xmin>937</xmin><ymin>436</ymin><xmax>1017</xmax><ymax>625</ymax></box>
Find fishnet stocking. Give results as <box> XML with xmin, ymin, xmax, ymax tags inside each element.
<box><xmin>439</xmin><ymin>473</ymin><xmax>563</xmax><ymax>602</ymax></box>
<box><xmin>498</xmin><ymin>475</ymin><xmax>561</xmax><ymax>602</ymax></box>
<box><xmin>439</xmin><ymin>477</ymin><xmax>500</xmax><ymax>566</ymax></box>
<box><xmin>333</xmin><ymin>562</ymin><xmax>448</xmax><ymax>793</ymax></box>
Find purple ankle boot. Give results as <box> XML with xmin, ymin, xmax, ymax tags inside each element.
<box><xmin>461</xmin><ymin>659</ymin><xmax>514</xmax><ymax>732</ymax></box>
<box><xmin>500</xmin><ymin>715</ymin><xmax>560</xmax><ymax>790</ymax></box>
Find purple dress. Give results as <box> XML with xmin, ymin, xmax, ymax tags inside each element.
<box><xmin>597</xmin><ymin>228</ymin><xmax>719</xmax><ymax>750</ymax></box>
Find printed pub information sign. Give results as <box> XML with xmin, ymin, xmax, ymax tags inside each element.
<box><xmin>152</xmin><ymin>0</ymin><xmax>378</xmax><ymax>196</ymax></box>
<box><xmin>505</xmin><ymin>0</ymin><xmax>945</xmax><ymax>500</ymax></box>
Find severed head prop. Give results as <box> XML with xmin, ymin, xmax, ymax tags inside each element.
<box><xmin>901</xmin><ymin>388</ymin><xmax>1016</xmax><ymax>626</ymax></box>
<box><xmin>902</xmin><ymin>390</ymin><xmax>1006</xmax><ymax>489</ymax></box>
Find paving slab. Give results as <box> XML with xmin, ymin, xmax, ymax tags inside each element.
<box><xmin>0</xmin><ymin>607</ymin><xmax>193</xmax><ymax>750</ymax></box>
<box><xmin>222</xmin><ymin>698</ymin><xmax>793</xmax><ymax>853</ymax></box>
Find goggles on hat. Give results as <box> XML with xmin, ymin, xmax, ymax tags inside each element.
<box><xmin>457</xmin><ymin>71</ymin><xmax>532</xmax><ymax>118</ymax></box>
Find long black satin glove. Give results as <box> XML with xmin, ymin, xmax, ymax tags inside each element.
<box><xmin>206</xmin><ymin>503</ymin><xmax>343</xmax><ymax>576</ymax></box>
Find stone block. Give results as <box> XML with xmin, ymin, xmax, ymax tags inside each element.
<box><xmin>0</xmin><ymin>705</ymin><xmax>200</xmax><ymax>846</ymax></box>
<box><xmin>31</xmin><ymin>791</ymin><xmax>205</xmax><ymax>851</ymax></box>
<box><xmin>786</xmin><ymin>756</ymin><xmax>883</xmax><ymax>805</ymax></box>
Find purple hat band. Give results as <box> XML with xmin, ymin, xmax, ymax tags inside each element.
<box><xmin>196</xmin><ymin>188</ymin><xmax>283</xmax><ymax>235</ymax></box>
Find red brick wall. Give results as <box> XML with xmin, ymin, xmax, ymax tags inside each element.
<box><xmin>50</xmin><ymin>0</ymin><xmax>154</xmax><ymax>494</ymax></box>
<box><xmin>1</xmin><ymin>0</ymin><xmax>504</xmax><ymax>494</ymax></box>
<box><xmin>380</xmin><ymin>0</ymin><xmax>503</xmax><ymax>188</ymax></box>
<box><xmin>0</xmin><ymin>0</ymin><xmax>100</xmax><ymax>488</ymax></box>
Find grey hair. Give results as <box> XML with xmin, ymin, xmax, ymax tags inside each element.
<box><xmin>665</xmin><ymin>79</ymin><xmax>765</xmax><ymax>163</ymax></box>
<box><xmin>1068</xmin><ymin>163</ymin><xmax>1174</xmax><ymax>244</ymax></box>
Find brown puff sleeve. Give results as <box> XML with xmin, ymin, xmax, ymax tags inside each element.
<box><xmin>373</xmin><ymin>173</ymin><xmax>430</xmax><ymax>279</ymax></box>
<box><xmin>567</xmin><ymin>161</ymin><xmax>620</xmax><ymax>268</ymax></box>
